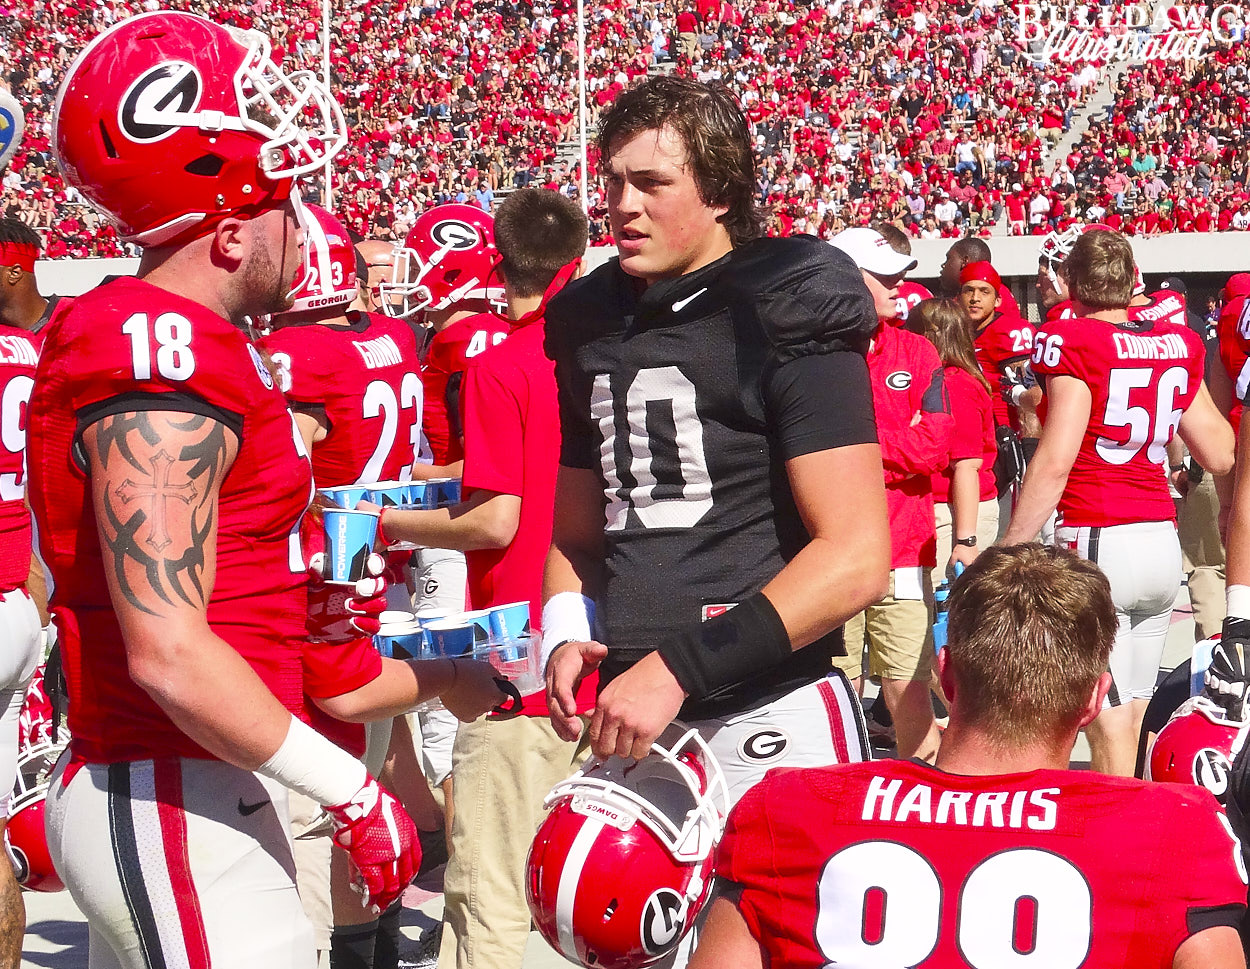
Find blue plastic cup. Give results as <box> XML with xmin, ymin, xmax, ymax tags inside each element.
<box><xmin>438</xmin><ymin>479</ymin><xmax>462</xmax><ymax>506</ymax></box>
<box><xmin>375</xmin><ymin>614</ymin><xmax>425</xmax><ymax>660</ymax></box>
<box><xmin>323</xmin><ymin>508</ymin><xmax>379</xmax><ymax>583</ymax></box>
<box><xmin>423</xmin><ymin>619</ymin><xmax>476</xmax><ymax>657</ymax></box>
<box><xmin>488</xmin><ymin>601</ymin><xmax>530</xmax><ymax>659</ymax></box>
<box><xmin>320</xmin><ymin>486</ymin><xmax>369</xmax><ymax>509</ymax></box>
<box><xmin>461</xmin><ymin>609</ymin><xmax>493</xmax><ymax>645</ymax></box>
<box><xmin>404</xmin><ymin>481</ymin><xmax>431</xmax><ymax>509</ymax></box>
<box><xmin>363</xmin><ymin>481</ymin><xmax>408</xmax><ymax>507</ymax></box>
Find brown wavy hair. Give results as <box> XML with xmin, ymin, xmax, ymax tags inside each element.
<box><xmin>597</xmin><ymin>76</ymin><xmax>764</xmax><ymax>246</ymax></box>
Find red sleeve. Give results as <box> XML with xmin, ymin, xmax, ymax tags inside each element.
<box><xmin>879</xmin><ymin>335</ymin><xmax>954</xmax><ymax>480</ymax></box>
<box><xmin>259</xmin><ymin>326</ymin><xmax>330</xmax><ymax>405</ymax></box>
<box><xmin>946</xmin><ymin>370</ymin><xmax>985</xmax><ymax>462</ymax></box>
<box><xmin>714</xmin><ymin>778</ymin><xmax>774</xmax><ymax>944</ymax></box>
<box><xmin>1158</xmin><ymin>789</ymin><xmax>1248</xmax><ymax>956</ymax></box>
<box><xmin>461</xmin><ymin>354</ymin><xmax>524</xmax><ymax>497</ymax></box>
<box><xmin>1030</xmin><ymin>317</ymin><xmax>1085</xmax><ymax>380</ymax></box>
<box><xmin>303</xmin><ymin>636</ymin><xmax>383</xmax><ymax>698</ymax></box>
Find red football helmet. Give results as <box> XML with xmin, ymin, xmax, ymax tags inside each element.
<box><xmin>1038</xmin><ymin>222</ymin><xmax>1114</xmax><ymax>287</ymax></box>
<box><xmin>5</xmin><ymin>664</ymin><xmax>67</xmax><ymax>893</ymax></box>
<box><xmin>53</xmin><ymin>11</ymin><xmax>346</xmax><ymax>246</ymax></box>
<box><xmin>279</xmin><ymin>203</ymin><xmax>358</xmax><ymax>315</ymax></box>
<box><xmin>1147</xmin><ymin>696</ymin><xmax>1248</xmax><ymax>804</ymax></box>
<box><xmin>380</xmin><ymin>204</ymin><xmax>503</xmax><ymax>317</ymax></box>
<box><xmin>526</xmin><ymin>727</ymin><xmax>728</xmax><ymax>969</ymax></box>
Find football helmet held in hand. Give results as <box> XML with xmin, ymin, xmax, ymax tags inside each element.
<box><xmin>526</xmin><ymin>726</ymin><xmax>728</xmax><ymax>969</ymax></box>
<box><xmin>1146</xmin><ymin>695</ymin><xmax>1248</xmax><ymax>805</ymax></box>
<box><xmin>6</xmin><ymin>664</ymin><xmax>69</xmax><ymax>892</ymax></box>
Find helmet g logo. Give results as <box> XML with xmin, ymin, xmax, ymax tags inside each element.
<box><xmin>430</xmin><ymin>219</ymin><xmax>481</xmax><ymax>251</ymax></box>
<box><xmin>1194</xmin><ymin>748</ymin><xmax>1232</xmax><ymax>798</ymax></box>
<box><xmin>640</xmin><ymin>888</ymin><xmax>686</xmax><ymax>955</ymax></box>
<box><xmin>119</xmin><ymin>62</ymin><xmax>202</xmax><ymax>143</ymax></box>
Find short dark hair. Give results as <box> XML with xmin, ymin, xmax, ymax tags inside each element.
<box><xmin>493</xmin><ymin>189</ymin><xmax>588</xmax><ymax>298</ymax></box>
<box><xmin>871</xmin><ymin>222</ymin><xmax>913</xmax><ymax>256</ymax></box>
<box><xmin>597</xmin><ymin>76</ymin><xmax>763</xmax><ymax>246</ymax></box>
<box><xmin>0</xmin><ymin>219</ymin><xmax>41</xmax><ymax>251</ymax></box>
<box><xmin>948</xmin><ymin>237</ymin><xmax>992</xmax><ymax>264</ymax></box>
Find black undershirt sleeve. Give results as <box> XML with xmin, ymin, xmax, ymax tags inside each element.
<box><xmin>72</xmin><ymin>391</ymin><xmax>244</xmax><ymax>472</ymax></box>
<box><xmin>763</xmin><ymin>350</ymin><xmax>878</xmax><ymax>461</ymax></box>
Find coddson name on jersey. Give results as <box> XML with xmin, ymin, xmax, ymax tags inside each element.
<box><xmin>863</xmin><ymin>776</ymin><xmax>1059</xmax><ymax>831</ymax></box>
<box><xmin>353</xmin><ymin>334</ymin><xmax>404</xmax><ymax>370</ymax></box>
<box><xmin>1112</xmin><ymin>331</ymin><xmax>1190</xmax><ymax>361</ymax></box>
<box><xmin>0</xmin><ymin>335</ymin><xmax>37</xmax><ymax>367</ymax></box>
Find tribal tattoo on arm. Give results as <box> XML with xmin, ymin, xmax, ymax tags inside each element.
<box><xmin>84</xmin><ymin>411</ymin><xmax>239</xmax><ymax>618</ymax></box>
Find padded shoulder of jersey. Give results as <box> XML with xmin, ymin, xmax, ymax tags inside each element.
<box><xmin>47</xmin><ymin>277</ymin><xmax>268</xmax><ymax>415</ymax></box>
<box><xmin>728</xmin><ymin>236</ymin><xmax>877</xmax><ymax>361</ymax></box>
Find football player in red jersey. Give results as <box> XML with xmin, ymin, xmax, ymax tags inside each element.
<box><xmin>1218</xmin><ymin>273</ymin><xmax>1250</xmax><ymax>432</ymax></box>
<box><xmin>30</xmin><ymin>14</ymin><xmax>502</xmax><ymax>968</ymax></box>
<box><xmin>938</xmin><ymin>236</ymin><xmax>1020</xmax><ymax>316</ymax></box>
<box><xmin>692</xmin><ymin>544</ymin><xmax>1248</xmax><ymax>969</ymax></box>
<box><xmin>260</xmin><ymin>205</ymin><xmax>429</xmax><ymax>969</ymax></box>
<box><xmin>1003</xmin><ymin>229</ymin><xmax>1234</xmax><ymax>777</ymax></box>
<box><xmin>0</xmin><ymin>219</ymin><xmax>54</xmax><ymax>969</ymax></box>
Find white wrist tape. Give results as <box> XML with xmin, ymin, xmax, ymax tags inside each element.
<box><xmin>540</xmin><ymin>591</ymin><xmax>596</xmax><ymax>672</ymax></box>
<box><xmin>257</xmin><ymin>715</ymin><xmax>368</xmax><ymax>808</ymax></box>
<box><xmin>1228</xmin><ymin>585</ymin><xmax>1250</xmax><ymax>621</ymax></box>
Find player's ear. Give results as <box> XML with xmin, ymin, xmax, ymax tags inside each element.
<box><xmin>936</xmin><ymin>647</ymin><xmax>956</xmax><ymax>709</ymax></box>
<box><xmin>1077</xmin><ymin>672</ymin><xmax>1112</xmax><ymax>729</ymax></box>
<box><xmin>210</xmin><ymin>217</ymin><xmax>247</xmax><ymax>270</ymax></box>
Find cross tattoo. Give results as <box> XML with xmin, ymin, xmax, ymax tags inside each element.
<box><xmin>114</xmin><ymin>449</ymin><xmax>200</xmax><ymax>553</ymax></box>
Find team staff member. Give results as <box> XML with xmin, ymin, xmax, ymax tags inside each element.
<box><xmin>543</xmin><ymin>76</ymin><xmax>884</xmax><ymax>844</ymax></box>
<box><xmin>0</xmin><ymin>219</ymin><xmax>52</xmax><ymax>969</ymax></box>
<box><xmin>1003</xmin><ymin>229</ymin><xmax>1234</xmax><ymax>777</ymax></box>
<box><xmin>692</xmin><ymin>544</ymin><xmax>1248</xmax><ymax>969</ymax></box>
<box><xmin>911</xmin><ymin>298</ymin><xmax>999</xmax><ymax>579</ymax></box>
<box><xmin>31</xmin><ymin>15</ymin><xmax>502</xmax><ymax>967</ymax></box>
<box><xmin>366</xmin><ymin>188</ymin><xmax>589</xmax><ymax>969</ymax></box>
<box><xmin>831</xmin><ymin>227</ymin><xmax>952</xmax><ymax>763</ymax></box>
<box><xmin>260</xmin><ymin>205</ymin><xmax>427</xmax><ymax>969</ymax></box>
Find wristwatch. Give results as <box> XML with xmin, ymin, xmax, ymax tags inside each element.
<box><xmin>953</xmin><ymin>536</ymin><xmax>978</xmax><ymax>548</ymax></box>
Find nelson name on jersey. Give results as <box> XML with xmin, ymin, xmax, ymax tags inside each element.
<box><xmin>863</xmin><ymin>775</ymin><xmax>1058</xmax><ymax>831</ymax></box>
<box><xmin>353</xmin><ymin>333</ymin><xmax>404</xmax><ymax>369</ymax></box>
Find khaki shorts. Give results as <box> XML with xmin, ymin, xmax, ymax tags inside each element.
<box><xmin>834</xmin><ymin>568</ymin><xmax>933</xmax><ymax>682</ymax></box>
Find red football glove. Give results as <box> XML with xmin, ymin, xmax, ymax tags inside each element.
<box><xmin>326</xmin><ymin>776</ymin><xmax>421</xmax><ymax>912</ymax></box>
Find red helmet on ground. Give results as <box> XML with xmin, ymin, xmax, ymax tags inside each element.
<box><xmin>1147</xmin><ymin>696</ymin><xmax>1248</xmax><ymax>805</ymax></box>
<box><xmin>380</xmin><ymin>203</ymin><xmax>502</xmax><ymax>317</ymax></box>
<box><xmin>6</xmin><ymin>664</ymin><xmax>68</xmax><ymax>893</ymax></box>
<box><xmin>279</xmin><ymin>203</ymin><xmax>358</xmax><ymax>315</ymax></box>
<box><xmin>526</xmin><ymin>727</ymin><xmax>728</xmax><ymax>969</ymax></box>
<box><xmin>53</xmin><ymin>11</ymin><xmax>346</xmax><ymax>247</ymax></box>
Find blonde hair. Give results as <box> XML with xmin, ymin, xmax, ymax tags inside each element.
<box><xmin>1064</xmin><ymin>229</ymin><xmax>1134</xmax><ymax>310</ymax></box>
<box><xmin>945</xmin><ymin>544</ymin><xmax>1116</xmax><ymax>746</ymax></box>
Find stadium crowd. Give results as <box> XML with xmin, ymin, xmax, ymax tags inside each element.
<box><xmin>4</xmin><ymin>0</ymin><xmax>1230</xmax><ymax>256</ymax></box>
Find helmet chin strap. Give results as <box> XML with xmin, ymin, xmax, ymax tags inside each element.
<box><xmin>284</xmin><ymin>190</ymin><xmax>314</xmax><ymax>301</ymax></box>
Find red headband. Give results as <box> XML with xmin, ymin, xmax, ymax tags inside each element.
<box><xmin>960</xmin><ymin>261</ymin><xmax>1001</xmax><ymax>291</ymax></box>
<box><xmin>0</xmin><ymin>242</ymin><xmax>38</xmax><ymax>273</ymax></box>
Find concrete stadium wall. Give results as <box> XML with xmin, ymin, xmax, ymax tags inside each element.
<box><xmin>35</xmin><ymin>232</ymin><xmax>1250</xmax><ymax>297</ymax></box>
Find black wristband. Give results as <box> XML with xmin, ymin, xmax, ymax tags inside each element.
<box><xmin>656</xmin><ymin>592</ymin><xmax>792</xmax><ymax>701</ymax></box>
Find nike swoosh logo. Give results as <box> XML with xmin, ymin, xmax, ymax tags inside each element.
<box><xmin>238</xmin><ymin>797</ymin><xmax>271</xmax><ymax>817</ymax></box>
<box><xmin>672</xmin><ymin>288</ymin><xmax>708</xmax><ymax>313</ymax></box>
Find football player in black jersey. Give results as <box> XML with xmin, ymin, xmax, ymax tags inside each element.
<box><xmin>541</xmin><ymin>75</ymin><xmax>889</xmax><ymax>800</ymax></box>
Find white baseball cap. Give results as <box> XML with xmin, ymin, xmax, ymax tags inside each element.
<box><xmin>831</xmin><ymin>227</ymin><xmax>918</xmax><ymax>276</ymax></box>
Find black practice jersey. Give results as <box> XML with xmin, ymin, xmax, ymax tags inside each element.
<box><xmin>545</xmin><ymin>235</ymin><xmax>879</xmax><ymax>719</ymax></box>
